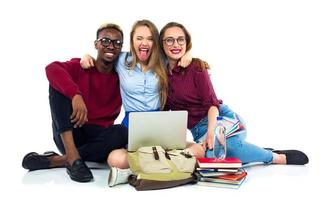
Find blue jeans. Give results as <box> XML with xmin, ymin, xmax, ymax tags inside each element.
<box><xmin>190</xmin><ymin>104</ymin><xmax>273</xmax><ymax>164</ymax></box>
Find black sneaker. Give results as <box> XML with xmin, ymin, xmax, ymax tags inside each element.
<box><xmin>66</xmin><ymin>159</ymin><xmax>93</xmax><ymax>182</ymax></box>
<box><xmin>272</xmin><ymin>150</ymin><xmax>309</xmax><ymax>165</ymax></box>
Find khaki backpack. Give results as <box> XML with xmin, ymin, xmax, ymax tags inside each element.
<box><xmin>127</xmin><ymin>146</ymin><xmax>197</xmax><ymax>190</ymax></box>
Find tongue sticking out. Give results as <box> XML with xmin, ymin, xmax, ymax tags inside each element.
<box><xmin>139</xmin><ymin>50</ymin><xmax>148</xmax><ymax>61</ymax></box>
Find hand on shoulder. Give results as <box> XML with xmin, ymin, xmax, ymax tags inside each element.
<box><xmin>80</xmin><ymin>54</ymin><xmax>95</xmax><ymax>69</ymax></box>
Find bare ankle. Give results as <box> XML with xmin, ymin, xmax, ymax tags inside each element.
<box><xmin>66</xmin><ymin>152</ymin><xmax>81</xmax><ymax>165</ymax></box>
<box><xmin>272</xmin><ymin>153</ymin><xmax>287</xmax><ymax>164</ymax></box>
<box><xmin>49</xmin><ymin>155</ymin><xmax>67</xmax><ymax>167</ymax></box>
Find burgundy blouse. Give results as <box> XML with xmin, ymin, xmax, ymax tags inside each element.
<box><xmin>166</xmin><ymin>60</ymin><xmax>221</xmax><ymax>129</ymax></box>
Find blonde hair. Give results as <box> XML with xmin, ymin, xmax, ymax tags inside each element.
<box><xmin>96</xmin><ymin>23</ymin><xmax>124</xmax><ymax>39</ymax></box>
<box><xmin>126</xmin><ymin>20</ymin><xmax>168</xmax><ymax>109</ymax></box>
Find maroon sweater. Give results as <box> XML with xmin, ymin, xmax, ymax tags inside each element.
<box><xmin>166</xmin><ymin>60</ymin><xmax>221</xmax><ymax>129</ymax></box>
<box><xmin>46</xmin><ymin>58</ymin><xmax>121</xmax><ymax>127</ymax></box>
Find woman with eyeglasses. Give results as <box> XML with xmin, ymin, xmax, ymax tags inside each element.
<box><xmin>159</xmin><ymin>22</ymin><xmax>309</xmax><ymax>167</ymax></box>
<box><xmin>81</xmin><ymin>20</ymin><xmax>204</xmax><ymax>186</ymax></box>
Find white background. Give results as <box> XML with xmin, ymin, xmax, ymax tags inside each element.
<box><xmin>0</xmin><ymin>0</ymin><xmax>324</xmax><ymax>199</ymax></box>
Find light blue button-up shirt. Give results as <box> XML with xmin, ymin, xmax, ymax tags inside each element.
<box><xmin>115</xmin><ymin>52</ymin><xmax>160</xmax><ymax>112</ymax></box>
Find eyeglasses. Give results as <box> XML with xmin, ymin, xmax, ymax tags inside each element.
<box><xmin>97</xmin><ymin>37</ymin><xmax>123</xmax><ymax>48</ymax></box>
<box><xmin>163</xmin><ymin>37</ymin><xmax>186</xmax><ymax>46</ymax></box>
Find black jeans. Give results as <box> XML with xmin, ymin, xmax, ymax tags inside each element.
<box><xmin>49</xmin><ymin>86</ymin><xmax>128</xmax><ymax>162</ymax></box>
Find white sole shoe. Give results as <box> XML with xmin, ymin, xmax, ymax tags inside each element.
<box><xmin>108</xmin><ymin>167</ymin><xmax>132</xmax><ymax>187</ymax></box>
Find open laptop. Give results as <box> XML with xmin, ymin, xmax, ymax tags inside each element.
<box><xmin>128</xmin><ymin>111</ymin><xmax>188</xmax><ymax>151</ymax></box>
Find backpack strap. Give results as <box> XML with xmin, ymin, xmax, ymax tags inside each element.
<box><xmin>180</xmin><ymin>151</ymin><xmax>193</xmax><ymax>158</ymax></box>
<box><xmin>164</xmin><ymin>151</ymin><xmax>171</xmax><ymax>160</ymax></box>
<box><xmin>152</xmin><ymin>146</ymin><xmax>159</xmax><ymax>160</ymax></box>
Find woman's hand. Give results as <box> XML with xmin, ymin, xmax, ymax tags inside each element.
<box><xmin>203</xmin><ymin>130</ymin><xmax>215</xmax><ymax>151</ymax></box>
<box><xmin>178</xmin><ymin>51</ymin><xmax>192</xmax><ymax>68</ymax></box>
<box><xmin>80</xmin><ymin>54</ymin><xmax>95</xmax><ymax>69</ymax></box>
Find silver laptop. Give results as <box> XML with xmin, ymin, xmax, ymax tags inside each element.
<box><xmin>128</xmin><ymin>111</ymin><xmax>188</xmax><ymax>151</ymax></box>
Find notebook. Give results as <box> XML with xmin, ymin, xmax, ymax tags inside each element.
<box><xmin>128</xmin><ymin>111</ymin><xmax>188</xmax><ymax>151</ymax></box>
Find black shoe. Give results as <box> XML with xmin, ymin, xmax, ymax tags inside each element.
<box><xmin>22</xmin><ymin>151</ymin><xmax>59</xmax><ymax>171</ymax></box>
<box><xmin>66</xmin><ymin>159</ymin><xmax>93</xmax><ymax>182</ymax></box>
<box><xmin>272</xmin><ymin>150</ymin><xmax>309</xmax><ymax>165</ymax></box>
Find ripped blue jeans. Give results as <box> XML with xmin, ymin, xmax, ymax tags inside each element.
<box><xmin>190</xmin><ymin>104</ymin><xmax>273</xmax><ymax>164</ymax></box>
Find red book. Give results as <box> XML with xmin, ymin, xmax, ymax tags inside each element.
<box><xmin>197</xmin><ymin>157</ymin><xmax>242</xmax><ymax>169</ymax></box>
<box><xmin>217</xmin><ymin>171</ymin><xmax>247</xmax><ymax>181</ymax></box>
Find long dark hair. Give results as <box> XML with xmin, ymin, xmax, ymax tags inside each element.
<box><xmin>159</xmin><ymin>22</ymin><xmax>209</xmax><ymax>70</ymax></box>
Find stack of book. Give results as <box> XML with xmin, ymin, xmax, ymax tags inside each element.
<box><xmin>219</xmin><ymin>116</ymin><xmax>245</xmax><ymax>138</ymax></box>
<box><xmin>196</xmin><ymin>157</ymin><xmax>247</xmax><ymax>189</ymax></box>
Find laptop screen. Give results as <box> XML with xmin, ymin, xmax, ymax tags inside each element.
<box><xmin>128</xmin><ymin>111</ymin><xmax>188</xmax><ymax>151</ymax></box>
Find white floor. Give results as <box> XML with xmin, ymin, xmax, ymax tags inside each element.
<box><xmin>5</xmin><ymin>112</ymin><xmax>325</xmax><ymax>200</ymax></box>
<box><xmin>4</xmin><ymin>148</ymin><xmax>322</xmax><ymax>200</ymax></box>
